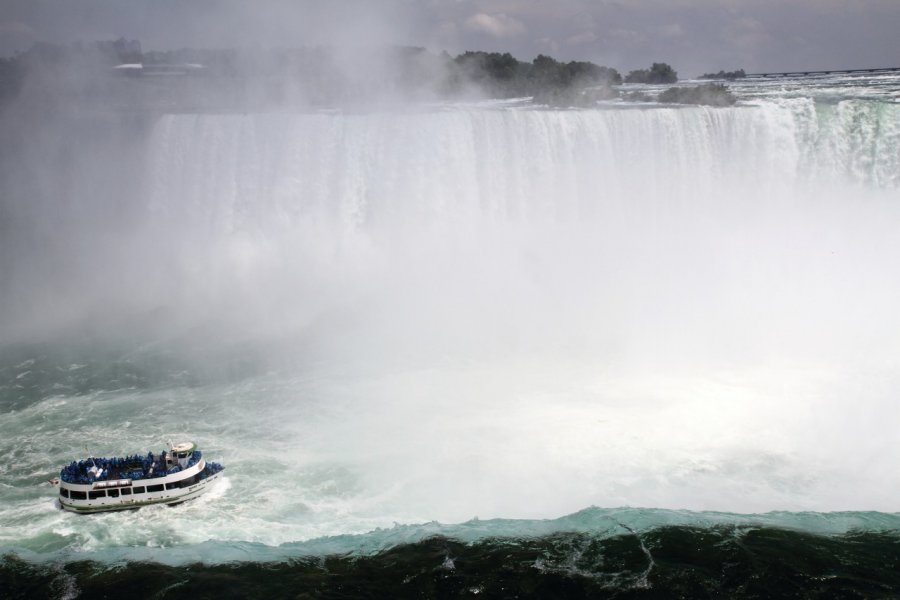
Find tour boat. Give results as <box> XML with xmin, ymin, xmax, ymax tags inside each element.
<box><xmin>52</xmin><ymin>441</ymin><xmax>224</xmax><ymax>513</ymax></box>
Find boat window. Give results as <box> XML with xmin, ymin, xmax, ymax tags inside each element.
<box><xmin>165</xmin><ymin>482</ymin><xmax>179</xmax><ymax>490</ymax></box>
<box><xmin>121</xmin><ymin>488</ymin><xmax>132</xmax><ymax>495</ymax></box>
<box><xmin>107</xmin><ymin>489</ymin><xmax>120</xmax><ymax>498</ymax></box>
<box><xmin>59</xmin><ymin>488</ymin><xmax>70</xmax><ymax>498</ymax></box>
<box><xmin>71</xmin><ymin>491</ymin><xmax>87</xmax><ymax>500</ymax></box>
<box><xmin>133</xmin><ymin>486</ymin><xmax>145</xmax><ymax>494</ymax></box>
<box><xmin>89</xmin><ymin>490</ymin><xmax>106</xmax><ymax>500</ymax></box>
<box><xmin>147</xmin><ymin>484</ymin><xmax>164</xmax><ymax>493</ymax></box>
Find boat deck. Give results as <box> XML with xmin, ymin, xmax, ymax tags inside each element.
<box><xmin>60</xmin><ymin>450</ymin><xmax>200</xmax><ymax>486</ymax></box>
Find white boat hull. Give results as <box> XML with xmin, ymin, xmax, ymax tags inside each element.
<box><xmin>57</xmin><ymin>453</ymin><xmax>224</xmax><ymax>514</ymax></box>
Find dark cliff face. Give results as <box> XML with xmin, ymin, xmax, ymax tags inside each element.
<box><xmin>4</xmin><ymin>527</ymin><xmax>900</xmax><ymax>599</ymax></box>
<box><xmin>624</xmin><ymin>62</ymin><xmax>678</xmax><ymax>84</ymax></box>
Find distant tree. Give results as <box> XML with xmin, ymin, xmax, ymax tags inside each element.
<box><xmin>529</xmin><ymin>54</ymin><xmax>569</xmax><ymax>88</ymax></box>
<box><xmin>484</xmin><ymin>52</ymin><xmax>520</xmax><ymax>81</ymax></box>
<box><xmin>0</xmin><ymin>56</ymin><xmax>24</xmax><ymax>107</ymax></box>
<box><xmin>450</xmin><ymin>51</ymin><xmax>530</xmax><ymax>96</ymax></box>
<box><xmin>698</xmin><ymin>69</ymin><xmax>746</xmax><ymax>80</ymax></box>
<box><xmin>657</xmin><ymin>83</ymin><xmax>736</xmax><ymax>106</ymax></box>
<box><xmin>455</xmin><ymin>51</ymin><xmax>523</xmax><ymax>82</ymax></box>
<box><xmin>625</xmin><ymin>62</ymin><xmax>678</xmax><ymax>84</ymax></box>
<box><xmin>449</xmin><ymin>52</ymin><xmax>621</xmax><ymax>102</ymax></box>
<box><xmin>565</xmin><ymin>61</ymin><xmax>622</xmax><ymax>85</ymax></box>
<box><xmin>529</xmin><ymin>57</ymin><xmax>622</xmax><ymax>106</ymax></box>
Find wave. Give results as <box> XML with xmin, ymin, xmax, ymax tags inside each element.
<box><xmin>4</xmin><ymin>505</ymin><xmax>900</xmax><ymax>564</ymax></box>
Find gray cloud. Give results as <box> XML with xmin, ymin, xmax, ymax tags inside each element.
<box><xmin>464</xmin><ymin>12</ymin><xmax>527</xmax><ymax>38</ymax></box>
<box><xmin>1</xmin><ymin>0</ymin><xmax>898</xmax><ymax>75</ymax></box>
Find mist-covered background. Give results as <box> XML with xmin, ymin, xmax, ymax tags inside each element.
<box><xmin>2</xmin><ymin>0</ymin><xmax>900</xmax><ymax>76</ymax></box>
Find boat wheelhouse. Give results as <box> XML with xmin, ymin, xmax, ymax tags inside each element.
<box><xmin>53</xmin><ymin>441</ymin><xmax>224</xmax><ymax>513</ymax></box>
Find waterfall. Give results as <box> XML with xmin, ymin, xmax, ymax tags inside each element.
<box><xmin>144</xmin><ymin>101</ymin><xmax>898</xmax><ymax>237</ymax></box>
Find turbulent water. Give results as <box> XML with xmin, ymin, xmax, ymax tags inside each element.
<box><xmin>2</xmin><ymin>72</ymin><xmax>900</xmax><ymax>597</ymax></box>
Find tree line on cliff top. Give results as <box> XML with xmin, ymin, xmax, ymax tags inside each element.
<box><xmin>0</xmin><ymin>39</ymin><xmax>738</xmax><ymax>111</ymax></box>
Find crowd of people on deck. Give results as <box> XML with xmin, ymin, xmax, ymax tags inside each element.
<box><xmin>59</xmin><ymin>450</ymin><xmax>204</xmax><ymax>484</ymax></box>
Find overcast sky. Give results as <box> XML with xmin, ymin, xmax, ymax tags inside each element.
<box><xmin>1</xmin><ymin>0</ymin><xmax>898</xmax><ymax>76</ymax></box>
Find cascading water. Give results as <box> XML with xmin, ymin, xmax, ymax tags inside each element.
<box><xmin>2</xmin><ymin>76</ymin><xmax>900</xmax><ymax>588</ymax></box>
